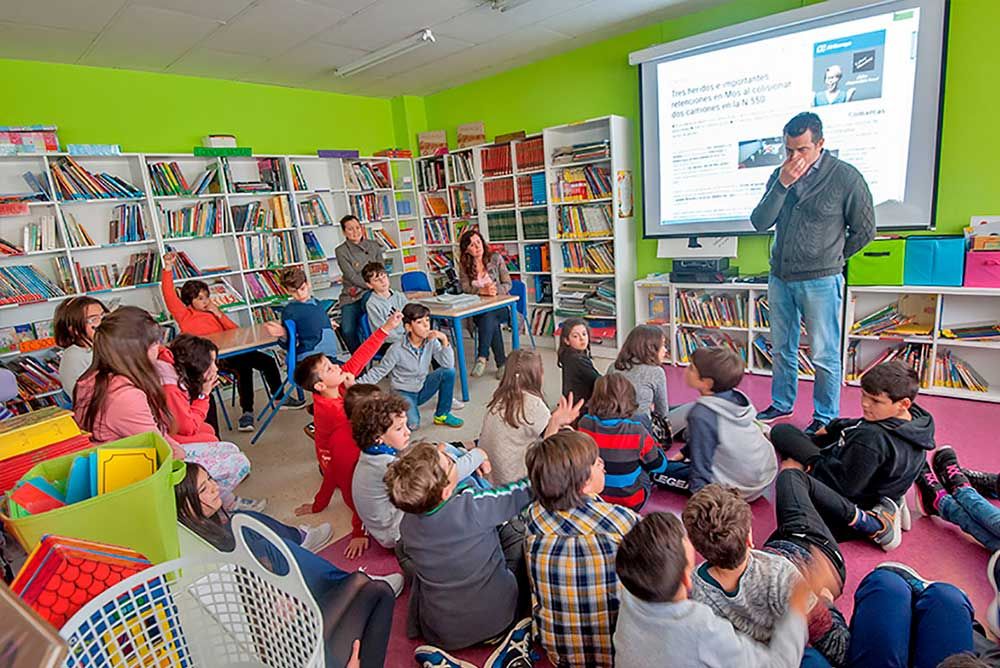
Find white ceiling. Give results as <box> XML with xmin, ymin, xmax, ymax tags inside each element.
<box><xmin>0</xmin><ymin>0</ymin><xmax>727</xmax><ymax>97</ymax></box>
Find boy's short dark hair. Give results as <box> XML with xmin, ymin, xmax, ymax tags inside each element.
<box><xmin>350</xmin><ymin>392</ymin><xmax>410</xmax><ymax>449</ymax></box>
<box><xmin>616</xmin><ymin>512</ymin><xmax>688</xmax><ymax>603</ymax></box>
<box><xmin>293</xmin><ymin>353</ymin><xmax>325</xmax><ymax>392</ymax></box>
<box><xmin>344</xmin><ymin>384</ymin><xmax>382</xmax><ymax>419</ymax></box>
<box><xmin>402</xmin><ymin>302</ymin><xmax>430</xmax><ymax>325</ymax></box>
<box><xmin>362</xmin><ymin>262</ymin><xmax>387</xmax><ymax>283</ymax></box>
<box><xmin>690</xmin><ymin>347</ymin><xmax>744</xmax><ymax>393</ymax></box>
<box><xmin>526</xmin><ymin>431</ymin><xmax>599</xmax><ymax>512</ymax></box>
<box><xmin>384</xmin><ymin>441</ymin><xmax>450</xmax><ymax>514</ymax></box>
<box><xmin>784</xmin><ymin>112</ymin><xmax>823</xmax><ymax>142</ymax></box>
<box><xmin>587</xmin><ymin>373</ymin><xmax>638</xmax><ymax>420</ymax></box>
<box><xmin>179</xmin><ymin>280</ymin><xmax>210</xmax><ymax>307</ymax></box>
<box><xmin>339</xmin><ymin>214</ymin><xmax>359</xmax><ymax>230</ymax></box>
<box><xmin>681</xmin><ymin>485</ymin><xmax>752</xmax><ymax>570</ymax></box>
<box><xmin>860</xmin><ymin>360</ymin><xmax>919</xmax><ymax>402</ymax></box>
<box><xmin>280</xmin><ymin>267</ymin><xmax>307</xmax><ymax>290</ymax></box>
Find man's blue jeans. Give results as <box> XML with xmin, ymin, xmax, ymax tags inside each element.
<box><xmin>399</xmin><ymin>367</ymin><xmax>455</xmax><ymax>429</ymax></box>
<box><xmin>940</xmin><ymin>486</ymin><xmax>1000</xmax><ymax>552</ymax></box>
<box><xmin>768</xmin><ymin>273</ymin><xmax>844</xmax><ymax>423</ymax></box>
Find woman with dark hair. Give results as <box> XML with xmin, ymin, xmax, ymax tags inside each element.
<box><xmin>457</xmin><ymin>229</ymin><xmax>511</xmax><ymax>379</ymax></box>
<box><xmin>177</xmin><ymin>462</ymin><xmax>398</xmax><ymax>668</ymax></box>
<box><xmin>54</xmin><ymin>295</ymin><xmax>109</xmax><ymax>398</ymax></box>
<box><xmin>335</xmin><ymin>215</ymin><xmax>384</xmax><ymax>353</ymax></box>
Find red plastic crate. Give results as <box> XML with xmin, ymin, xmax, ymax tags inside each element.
<box><xmin>0</xmin><ymin>434</ymin><xmax>92</xmax><ymax>494</ymax></box>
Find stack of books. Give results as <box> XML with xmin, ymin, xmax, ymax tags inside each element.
<box><xmin>418</xmin><ymin>158</ymin><xmax>446</xmax><ymax>192</ymax></box>
<box><xmin>49</xmin><ymin>157</ymin><xmax>143</xmax><ymax>200</ymax></box>
<box><xmin>676</xmin><ymin>329</ymin><xmax>747</xmax><ymax>364</ymax></box>
<box><xmin>421</xmin><ymin>193</ymin><xmax>449</xmax><ymax>217</ymax></box>
<box><xmin>676</xmin><ymin>290</ymin><xmax>748</xmax><ymax>328</ymax></box>
<box><xmin>516</xmin><ymin>138</ymin><xmax>544</xmax><ymax>171</ymax></box>
<box><xmin>244</xmin><ymin>270</ymin><xmax>286</xmax><ymax>304</ymax></box>
<box><xmin>51</xmin><ymin>257</ymin><xmax>74</xmax><ymax>293</ymax></box>
<box><xmin>3</xmin><ymin>352</ymin><xmax>62</xmax><ymax>400</ymax></box>
<box><xmin>297</xmin><ymin>195</ymin><xmax>333</xmax><ymax>227</ymax></box>
<box><xmin>171</xmin><ymin>251</ymin><xmax>207</xmax><ymax>279</ymax></box>
<box><xmin>347</xmin><ymin>162</ymin><xmax>390</xmax><ymax>190</ymax></box>
<box><xmin>935</xmin><ymin>350</ymin><xmax>989</xmax><ymax>392</ymax></box>
<box><xmin>555</xmin><ymin>277</ymin><xmax>615</xmax><ymax>318</ymax></box>
<box><xmin>371</xmin><ymin>227</ymin><xmax>398</xmax><ymax>250</ymax></box>
<box><xmin>424</xmin><ymin>218</ymin><xmax>451</xmax><ymax>245</ymax></box>
<box><xmin>116</xmin><ymin>251</ymin><xmax>160</xmax><ymax>287</ymax></box>
<box><xmin>0</xmin><ymin>265</ymin><xmax>68</xmax><ymax>304</ymax></box>
<box><xmin>524</xmin><ymin>243</ymin><xmax>550</xmax><ymax>272</ymax></box>
<box><xmin>481</xmin><ymin>146</ymin><xmax>512</xmax><ymax>177</ymax></box>
<box><xmin>234</xmin><ymin>196</ymin><xmax>293</xmax><ymax>231</ymax></box>
<box><xmin>940</xmin><ymin>322</ymin><xmax>1000</xmax><ymax>340</ymax></box>
<box><xmin>256</xmin><ymin>157</ymin><xmax>288</xmax><ymax>191</ymax></box>
<box><xmin>290</xmin><ymin>163</ymin><xmax>309</xmax><ymax>191</ymax></box>
<box><xmin>20</xmin><ymin>215</ymin><xmax>60</xmax><ymax>253</ymax></box>
<box><xmin>350</xmin><ymin>192</ymin><xmax>391</xmax><ymax>222</ymax></box>
<box><xmin>851</xmin><ymin>301</ymin><xmax>931</xmax><ymax>337</ymax></box>
<box><xmin>449</xmin><ymin>153</ymin><xmax>475</xmax><ymax>182</ymax></box>
<box><xmin>556</xmin><ymin>204</ymin><xmax>612</xmax><ymax>238</ymax></box>
<box><xmin>487</xmin><ymin>211</ymin><xmax>517</xmax><ymax>241</ymax></box>
<box><xmin>238</xmin><ymin>233</ymin><xmax>300</xmax><ymax>269</ymax></box>
<box><xmin>484</xmin><ymin>179</ymin><xmax>515</xmax><ymax>210</ymax></box>
<box><xmin>62</xmin><ymin>212</ymin><xmax>96</xmax><ymax>248</ymax></box>
<box><xmin>551</xmin><ymin>140</ymin><xmax>610</xmax><ymax>165</ymax></box>
<box><xmin>755</xmin><ymin>295</ymin><xmax>771</xmax><ymax>328</ymax></box>
<box><xmin>206</xmin><ymin>278</ymin><xmax>245</xmax><ymax>309</ymax></box>
<box><xmin>553</xmin><ymin>165</ymin><xmax>612</xmax><ymax>202</ymax></box>
<box><xmin>308</xmin><ymin>261</ymin><xmax>338</xmax><ymax>291</ymax></box>
<box><xmin>845</xmin><ymin>341</ymin><xmax>932</xmax><ymax>387</ymax></box>
<box><xmin>147</xmin><ymin>161</ymin><xmax>191</xmax><ymax>196</ymax></box>
<box><xmin>108</xmin><ymin>203</ymin><xmax>148</xmax><ymax>244</ymax></box>
<box><xmin>427</xmin><ymin>250</ymin><xmax>454</xmax><ymax>272</ymax></box>
<box><xmin>522</xmin><ymin>209</ymin><xmax>549</xmax><ymax>239</ymax></box>
<box><xmin>162</xmin><ymin>200</ymin><xmax>224</xmax><ymax>238</ymax></box>
<box><xmin>517</xmin><ymin>173</ymin><xmax>546</xmax><ymax>206</ymax></box>
<box><xmin>302</xmin><ymin>231</ymin><xmax>327</xmax><ymax>261</ymax></box>
<box><xmin>450</xmin><ymin>186</ymin><xmax>477</xmax><ymax>218</ymax></box>
<box><xmin>752</xmin><ymin>335</ymin><xmax>815</xmax><ymax>376</ymax></box>
<box><xmin>561</xmin><ymin>241</ymin><xmax>614</xmax><ymax>274</ymax></box>
<box><xmin>529</xmin><ymin>307</ymin><xmax>554</xmax><ymax>336</ymax></box>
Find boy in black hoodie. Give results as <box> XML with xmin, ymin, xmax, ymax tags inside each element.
<box><xmin>771</xmin><ymin>360</ymin><xmax>935</xmax><ymax>551</ymax></box>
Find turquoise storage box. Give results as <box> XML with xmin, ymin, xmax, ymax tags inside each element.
<box><xmin>904</xmin><ymin>236</ymin><xmax>965</xmax><ymax>286</ymax></box>
<box><xmin>848</xmin><ymin>238</ymin><xmax>906</xmax><ymax>285</ymax></box>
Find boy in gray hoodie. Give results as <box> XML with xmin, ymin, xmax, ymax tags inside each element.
<box><xmin>614</xmin><ymin>512</ymin><xmax>819</xmax><ymax>668</ymax></box>
<box><xmin>654</xmin><ymin>346</ymin><xmax>777</xmax><ymax>499</ymax></box>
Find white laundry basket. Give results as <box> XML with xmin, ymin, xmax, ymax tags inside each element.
<box><xmin>58</xmin><ymin>514</ymin><xmax>325</xmax><ymax>668</ymax></box>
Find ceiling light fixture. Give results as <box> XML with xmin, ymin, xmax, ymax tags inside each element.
<box><xmin>334</xmin><ymin>29</ymin><xmax>436</xmax><ymax>77</ymax></box>
<box><xmin>490</xmin><ymin>0</ymin><xmax>535</xmax><ymax>13</ymax></box>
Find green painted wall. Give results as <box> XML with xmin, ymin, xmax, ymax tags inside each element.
<box><xmin>424</xmin><ymin>0</ymin><xmax>999</xmax><ymax>278</ymax></box>
<box><xmin>0</xmin><ymin>58</ymin><xmax>396</xmax><ymax>155</ymax></box>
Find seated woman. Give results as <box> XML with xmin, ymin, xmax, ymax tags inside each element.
<box><xmin>176</xmin><ymin>462</ymin><xmax>399</xmax><ymax>668</ymax></box>
<box><xmin>457</xmin><ymin>229</ymin><xmax>511</xmax><ymax>379</ymax></box>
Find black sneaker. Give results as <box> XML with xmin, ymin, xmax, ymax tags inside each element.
<box><xmin>964</xmin><ymin>468</ymin><xmax>1000</xmax><ymax>500</ymax></box>
<box><xmin>932</xmin><ymin>446</ymin><xmax>970</xmax><ymax>494</ymax></box>
<box><xmin>913</xmin><ymin>463</ymin><xmax>942</xmax><ymax>517</ymax></box>
<box><xmin>866</xmin><ymin>497</ymin><xmax>902</xmax><ymax>552</ymax></box>
<box><xmin>876</xmin><ymin>562</ymin><xmax>935</xmax><ymax>594</ymax></box>
<box><xmin>281</xmin><ymin>397</ymin><xmax>307</xmax><ymax>410</ymax></box>
<box><xmin>756</xmin><ymin>405</ymin><xmax>793</xmax><ymax>423</ymax></box>
<box><xmin>484</xmin><ymin>618</ymin><xmax>532</xmax><ymax>668</ymax></box>
<box><xmin>238</xmin><ymin>412</ymin><xmax>255</xmax><ymax>432</ymax></box>
<box><xmin>804</xmin><ymin>419</ymin><xmax>827</xmax><ymax>436</ymax></box>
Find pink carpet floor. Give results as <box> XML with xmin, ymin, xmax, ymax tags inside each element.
<box><xmin>318</xmin><ymin>367</ymin><xmax>1000</xmax><ymax>667</ymax></box>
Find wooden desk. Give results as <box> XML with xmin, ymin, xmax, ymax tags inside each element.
<box><xmin>404</xmin><ymin>292</ymin><xmax>521</xmax><ymax>401</ymax></box>
<box><xmin>203</xmin><ymin>324</ymin><xmax>279</xmax><ymax>358</ymax></box>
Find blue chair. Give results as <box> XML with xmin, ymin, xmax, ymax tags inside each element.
<box><xmin>401</xmin><ymin>271</ymin><xmax>432</xmax><ymax>293</ymax></box>
<box><xmin>358</xmin><ymin>313</ymin><xmax>385</xmax><ymax>362</ymax></box>
<box><xmin>251</xmin><ymin>320</ymin><xmax>304</xmax><ymax>446</ymax></box>
<box><xmin>510</xmin><ymin>279</ymin><xmax>535</xmax><ymax>349</ymax></box>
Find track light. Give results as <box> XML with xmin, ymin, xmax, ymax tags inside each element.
<box><xmin>334</xmin><ymin>29</ymin><xmax>435</xmax><ymax>77</ymax></box>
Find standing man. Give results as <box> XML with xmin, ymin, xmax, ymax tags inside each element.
<box><xmin>750</xmin><ymin>112</ymin><xmax>875</xmax><ymax>434</ymax></box>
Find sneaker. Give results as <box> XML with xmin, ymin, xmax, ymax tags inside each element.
<box><xmin>987</xmin><ymin>550</ymin><xmax>1000</xmax><ymax>639</ymax></box>
<box><xmin>756</xmin><ymin>406</ymin><xmax>793</xmax><ymax>423</ymax></box>
<box><xmin>281</xmin><ymin>397</ymin><xmax>307</xmax><ymax>410</ymax></box>
<box><xmin>238</xmin><ymin>412</ymin><xmax>255</xmax><ymax>432</ymax></box>
<box><xmin>804</xmin><ymin>419</ymin><xmax>827</xmax><ymax>436</ymax></box>
<box><xmin>913</xmin><ymin>463</ymin><xmax>943</xmax><ymax>517</ymax></box>
<box><xmin>364</xmin><ymin>571</ymin><xmax>404</xmax><ymax>597</ymax></box>
<box><xmin>299</xmin><ymin>523</ymin><xmax>334</xmax><ymax>553</ymax></box>
<box><xmin>876</xmin><ymin>562</ymin><xmax>935</xmax><ymax>593</ymax></box>
<box><xmin>413</xmin><ymin>646</ymin><xmax>477</xmax><ymax>668</ymax></box>
<box><xmin>471</xmin><ymin>358</ymin><xmax>487</xmax><ymax>378</ymax></box>
<box><xmin>451</xmin><ymin>398</ymin><xmax>465</xmax><ymax>411</ymax></box>
<box><xmin>898</xmin><ymin>496</ymin><xmax>912</xmax><ymax>532</ymax></box>
<box><xmin>434</xmin><ymin>413</ymin><xmax>464</xmax><ymax>428</ymax></box>
<box><xmin>932</xmin><ymin>446</ymin><xmax>970</xmax><ymax>494</ymax></box>
<box><xmin>495</xmin><ymin>364</ymin><xmax>505</xmax><ymax>380</ymax></box>
<box><xmin>964</xmin><ymin>468</ymin><xmax>1000</xmax><ymax>500</ymax></box>
<box><xmin>303</xmin><ymin>422</ymin><xmax>315</xmax><ymax>440</ymax></box>
<box><xmin>232</xmin><ymin>496</ymin><xmax>267</xmax><ymax>513</ymax></box>
<box><xmin>867</xmin><ymin>497</ymin><xmax>902</xmax><ymax>552</ymax></box>
<box><xmin>484</xmin><ymin>617</ymin><xmax>532</xmax><ymax>668</ymax></box>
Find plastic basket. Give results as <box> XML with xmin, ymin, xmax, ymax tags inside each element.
<box><xmin>1</xmin><ymin>432</ymin><xmax>184</xmax><ymax>563</ymax></box>
<box><xmin>59</xmin><ymin>514</ymin><xmax>324</xmax><ymax>668</ymax></box>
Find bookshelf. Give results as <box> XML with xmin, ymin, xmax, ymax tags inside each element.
<box><xmin>0</xmin><ymin>151</ymin><xmax>422</xmax><ymax>412</ymax></box>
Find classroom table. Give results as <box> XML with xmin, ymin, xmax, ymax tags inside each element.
<box><xmin>203</xmin><ymin>324</ymin><xmax>279</xmax><ymax>359</ymax></box>
<box><xmin>405</xmin><ymin>292</ymin><xmax>520</xmax><ymax>402</ymax></box>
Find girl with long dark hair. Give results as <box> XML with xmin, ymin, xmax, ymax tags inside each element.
<box><xmin>457</xmin><ymin>229</ymin><xmax>511</xmax><ymax>379</ymax></box>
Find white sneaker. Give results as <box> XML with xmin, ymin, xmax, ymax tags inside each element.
<box><xmin>451</xmin><ymin>398</ymin><xmax>464</xmax><ymax>411</ymax></box>
<box><xmin>299</xmin><ymin>523</ymin><xmax>334</xmax><ymax>553</ymax></box>
<box><xmin>365</xmin><ymin>571</ymin><xmax>404</xmax><ymax>597</ymax></box>
<box><xmin>898</xmin><ymin>495</ymin><xmax>912</xmax><ymax>532</ymax></box>
<box><xmin>232</xmin><ymin>496</ymin><xmax>267</xmax><ymax>513</ymax></box>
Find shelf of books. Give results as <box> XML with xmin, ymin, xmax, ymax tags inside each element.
<box><xmin>544</xmin><ymin>116</ymin><xmax>634</xmax><ymax>357</ymax></box>
<box><xmin>1</xmin><ymin>151</ymin><xmax>424</xmax><ymax>412</ymax></box>
<box><xmin>843</xmin><ymin>285</ymin><xmax>1000</xmax><ymax>403</ymax></box>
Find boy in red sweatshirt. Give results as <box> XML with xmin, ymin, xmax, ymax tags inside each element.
<box><xmin>293</xmin><ymin>310</ymin><xmax>403</xmax><ymax>559</ymax></box>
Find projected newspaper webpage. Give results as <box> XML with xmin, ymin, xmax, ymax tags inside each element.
<box><xmin>657</xmin><ymin>8</ymin><xmax>920</xmax><ymax>227</ymax></box>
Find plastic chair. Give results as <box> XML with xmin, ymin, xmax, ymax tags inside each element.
<box><xmin>251</xmin><ymin>320</ymin><xmax>303</xmax><ymax>446</ymax></box>
<box><xmin>401</xmin><ymin>270</ymin><xmax>432</xmax><ymax>293</ymax></box>
<box><xmin>358</xmin><ymin>312</ymin><xmax>384</xmax><ymax>362</ymax></box>
<box><xmin>510</xmin><ymin>279</ymin><xmax>535</xmax><ymax>349</ymax></box>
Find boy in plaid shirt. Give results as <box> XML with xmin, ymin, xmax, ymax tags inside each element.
<box><xmin>523</xmin><ymin>431</ymin><xmax>640</xmax><ymax>667</ymax></box>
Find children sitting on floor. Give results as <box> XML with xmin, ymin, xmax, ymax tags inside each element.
<box><xmin>613</xmin><ymin>512</ymin><xmax>820</xmax><ymax>668</ymax></box>
<box><xmin>384</xmin><ymin>441</ymin><xmax>532</xmax><ymax>666</ymax></box>
<box><xmin>54</xmin><ymin>295</ymin><xmax>108</xmax><ymax>398</ymax></box>
<box><xmin>558</xmin><ymin>318</ymin><xmax>601</xmax><ymax>408</ymax></box>
<box><xmin>613</xmin><ymin>324</ymin><xmax>671</xmax><ymax>443</ymax></box>
<box><xmin>478</xmin><ymin>349</ymin><xmax>582</xmax><ymax>485</ymax></box>
<box><xmin>577</xmin><ymin>373</ymin><xmax>668</xmax><ymax>511</ymax></box>
<box><xmin>357</xmin><ymin>302</ymin><xmax>462</xmax><ymax>430</ymax></box>
<box><xmin>523</xmin><ymin>430</ymin><xmax>639</xmax><ymax>667</ymax></box>
<box><xmin>362</xmin><ymin>262</ymin><xmax>408</xmax><ymax>346</ymax></box>
<box><xmin>155</xmin><ymin>334</ymin><xmax>222</xmax><ymax>443</ymax></box>
<box><xmin>771</xmin><ymin>360</ymin><xmax>935</xmax><ymax>550</ymax></box>
<box><xmin>682</xmin><ymin>484</ymin><xmax>849</xmax><ymax>667</ymax></box>
<box><xmin>264</xmin><ymin>266</ymin><xmax>343</xmax><ymax>363</ymax></box>
<box><xmin>657</xmin><ymin>346</ymin><xmax>777</xmax><ymax>499</ymax></box>
<box><xmin>915</xmin><ymin>446</ymin><xmax>1000</xmax><ymax>553</ymax></box>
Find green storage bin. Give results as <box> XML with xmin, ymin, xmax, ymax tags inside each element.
<box><xmin>1</xmin><ymin>432</ymin><xmax>185</xmax><ymax>563</ymax></box>
<box><xmin>848</xmin><ymin>238</ymin><xmax>906</xmax><ymax>285</ymax></box>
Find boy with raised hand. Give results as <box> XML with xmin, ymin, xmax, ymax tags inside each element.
<box><xmin>357</xmin><ymin>302</ymin><xmax>462</xmax><ymax>430</ymax></box>
<box><xmin>770</xmin><ymin>360</ymin><xmax>935</xmax><ymax>551</ymax></box>
<box><xmin>362</xmin><ymin>261</ymin><xmax>408</xmax><ymax>345</ymax></box>
<box><xmin>263</xmin><ymin>266</ymin><xmax>343</xmax><ymax>362</ymax></box>
<box><xmin>385</xmin><ymin>441</ymin><xmax>533</xmax><ymax>668</ymax></box>
<box><xmin>523</xmin><ymin>430</ymin><xmax>639</xmax><ymax>668</ymax></box>
<box><xmin>682</xmin><ymin>484</ymin><xmax>850</xmax><ymax>667</ymax></box>
<box><xmin>613</xmin><ymin>512</ymin><xmax>825</xmax><ymax>668</ymax></box>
